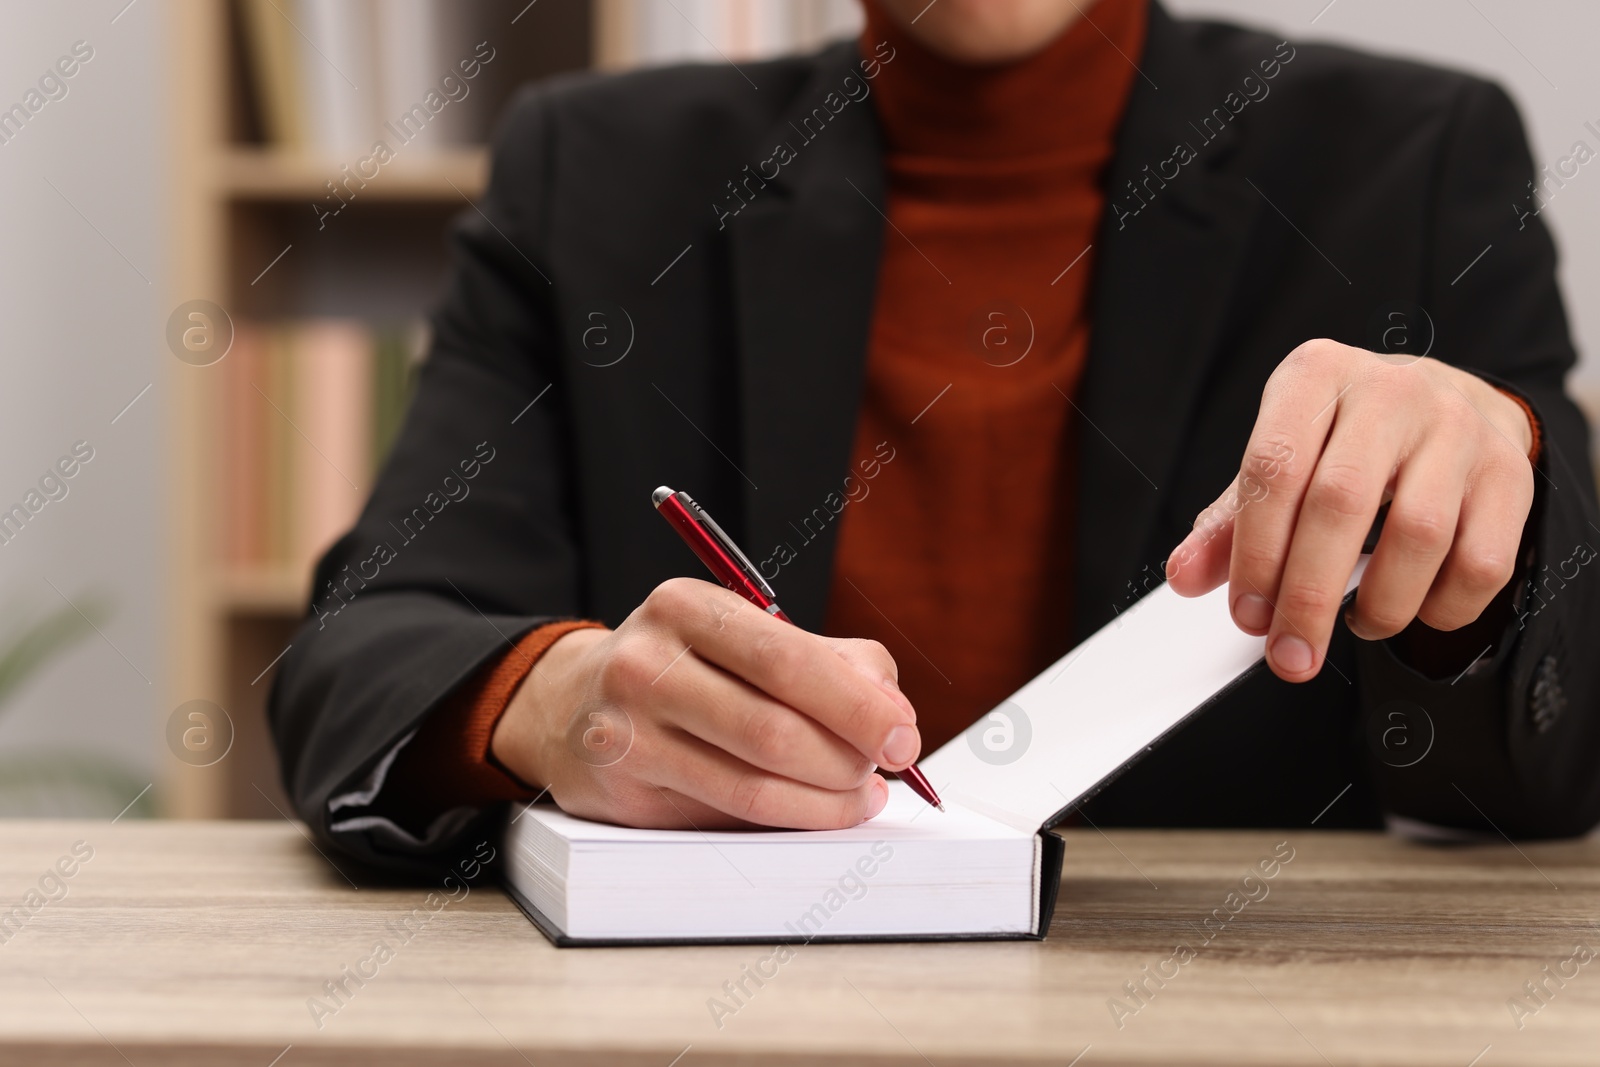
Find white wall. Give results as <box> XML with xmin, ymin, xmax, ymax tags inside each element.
<box><xmin>0</xmin><ymin>0</ymin><xmax>165</xmax><ymax>810</ymax></box>
<box><xmin>1165</xmin><ymin>0</ymin><xmax>1600</xmax><ymax>405</ymax></box>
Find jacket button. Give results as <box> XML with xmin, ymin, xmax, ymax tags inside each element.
<box><xmin>1530</xmin><ymin>655</ymin><xmax>1565</xmax><ymax>733</ymax></box>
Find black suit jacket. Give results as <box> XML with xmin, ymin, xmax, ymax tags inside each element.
<box><xmin>270</xmin><ymin>3</ymin><xmax>1600</xmax><ymax>874</ymax></box>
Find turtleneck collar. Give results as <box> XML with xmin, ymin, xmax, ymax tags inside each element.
<box><xmin>858</xmin><ymin>0</ymin><xmax>1149</xmax><ymax>161</ymax></box>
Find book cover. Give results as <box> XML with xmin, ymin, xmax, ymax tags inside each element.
<box><xmin>223</xmin><ymin>323</ymin><xmax>267</xmax><ymax>565</ymax></box>
<box><xmin>299</xmin><ymin>0</ymin><xmax>379</xmax><ymax>154</ymax></box>
<box><xmin>262</xmin><ymin>326</ymin><xmax>297</xmax><ymax>566</ymax></box>
<box><xmin>293</xmin><ymin>319</ymin><xmax>372</xmax><ymax>568</ymax></box>
<box><xmin>237</xmin><ymin>0</ymin><xmax>307</xmax><ymax>149</ymax></box>
<box><xmin>374</xmin><ymin>0</ymin><xmax>446</xmax><ymax>153</ymax></box>
<box><xmin>370</xmin><ymin>326</ymin><xmax>414</xmax><ymax>475</ymax></box>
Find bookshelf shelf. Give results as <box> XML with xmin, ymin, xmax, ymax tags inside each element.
<box><xmin>214</xmin><ymin>147</ymin><xmax>489</xmax><ymax>202</ymax></box>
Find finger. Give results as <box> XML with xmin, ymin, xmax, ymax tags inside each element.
<box><xmin>1264</xmin><ymin>414</ymin><xmax>1405</xmax><ymax>680</ymax></box>
<box><xmin>821</xmin><ymin>636</ymin><xmax>916</xmax><ymax>720</ymax></box>
<box><xmin>1167</xmin><ymin>481</ymin><xmax>1239</xmax><ymax>596</ymax></box>
<box><xmin>595</xmin><ymin>785</ymin><xmax>731</xmax><ymax>831</ymax></box>
<box><xmin>1417</xmin><ymin>453</ymin><xmax>1533</xmax><ymax>630</ymax></box>
<box><xmin>1347</xmin><ymin>442</ymin><xmax>1470</xmax><ymax>640</ymax></box>
<box><xmin>653</xmin><ymin>652</ymin><xmax>876</xmax><ymax>791</ymax></box>
<box><xmin>650</xmin><ymin>579</ymin><xmax>920</xmax><ymax>770</ymax></box>
<box><xmin>1227</xmin><ymin>354</ymin><xmax>1344</xmax><ymax>634</ymax></box>
<box><xmin>650</xmin><ymin>731</ymin><xmax>890</xmax><ymax>830</ymax></box>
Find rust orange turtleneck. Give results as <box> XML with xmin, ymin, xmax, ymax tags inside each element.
<box><xmin>823</xmin><ymin>0</ymin><xmax>1147</xmax><ymax>749</ymax></box>
<box><xmin>380</xmin><ymin>0</ymin><xmax>1150</xmax><ymax>823</ymax></box>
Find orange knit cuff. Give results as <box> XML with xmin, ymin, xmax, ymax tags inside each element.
<box><xmin>380</xmin><ymin>619</ymin><xmax>607</xmax><ymax>828</ymax></box>
<box><xmin>1494</xmin><ymin>387</ymin><xmax>1543</xmax><ymax>466</ymax></box>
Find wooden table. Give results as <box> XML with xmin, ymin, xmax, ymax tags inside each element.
<box><xmin>1</xmin><ymin>820</ymin><xmax>1596</xmax><ymax>1065</ymax></box>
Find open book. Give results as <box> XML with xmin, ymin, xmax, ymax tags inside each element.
<box><xmin>505</xmin><ymin>560</ymin><xmax>1367</xmax><ymax>946</ymax></box>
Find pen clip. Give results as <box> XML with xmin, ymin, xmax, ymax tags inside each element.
<box><xmin>675</xmin><ymin>491</ymin><xmax>778</xmax><ymax>601</ymax></box>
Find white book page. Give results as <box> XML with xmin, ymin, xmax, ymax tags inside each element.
<box><xmin>920</xmin><ymin>559</ymin><xmax>1368</xmax><ymax>830</ymax></box>
<box><xmin>517</xmin><ymin>780</ymin><xmax>1025</xmax><ymax>848</ymax></box>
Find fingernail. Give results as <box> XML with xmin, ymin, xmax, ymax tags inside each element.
<box><xmin>865</xmin><ymin>776</ymin><xmax>889</xmax><ymax>819</ymax></box>
<box><xmin>881</xmin><ymin>723</ymin><xmax>918</xmax><ymax>767</ymax></box>
<box><xmin>1233</xmin><ymin>593</ymin><xmax>1273</xmax><ymax>632</ymax></box>
<box><xmin>1271</xmin><ymin>634</ymin><xmax>1314</xmax><ymax>674</ymax></box>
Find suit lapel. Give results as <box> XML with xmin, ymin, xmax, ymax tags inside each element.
<box><xmin>725</xmin><ymin>45</ymin><xmax>887</xmax><ymax>631</ymax></box>
<box><xmin>721</xmin><ymin>18</ymin><xmax>1264</xmax><ymax>640</ymax></box>
<box><xmin>1074</xmin><ymin>3</ymin><xmax>1263</xmax><ymax>638</ymax></box>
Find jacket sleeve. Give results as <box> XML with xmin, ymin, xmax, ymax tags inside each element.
<box><xmin>267</xmin><ymin>87</ymin><xmax>587</xmax><ymax>875</ymax></box>
<box><xmin>1356</xmin><ymin>78</ymin><xmax>1600</xmax><ymax>839</ymax></box>
<box><xmin>375</xmin><ymin>620</ymin><xmax>605</xmax><ymax>834</ymax></box>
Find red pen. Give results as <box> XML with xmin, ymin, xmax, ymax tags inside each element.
<box><xmin>653</xmin><ymin>486</ymin><xmax>944</xmax><ymax>814</ymax></box>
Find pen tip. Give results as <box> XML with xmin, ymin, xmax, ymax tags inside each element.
<box><xmin>935</xmin><ymin>802</ymin><xmax>946</xmax><ymax>812</ymax></box>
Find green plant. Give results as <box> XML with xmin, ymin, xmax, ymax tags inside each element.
<box><xmin>0</xmin><ymin>595</ymin><xmax>155</xmax><ymax>818</ymax></box>
<box><xmin>0</xmin><ymin>597</ymin><xmax>106</xmax><ymax>704</ymax></box>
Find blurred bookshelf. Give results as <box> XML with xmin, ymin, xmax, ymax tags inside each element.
<box><xmin>165</xmin><ymin>0</ymin><xmax>594</xmax><ymax>820</ymax></box>
<box><xmin>164</xmin><ymin>0</ymin><xmax>861</xmax><ymax>819</ymax></box>
<box><xmin>214</xmin><ymin>146</ymin><xmax>488</xmax><ymax>201</ymax></box>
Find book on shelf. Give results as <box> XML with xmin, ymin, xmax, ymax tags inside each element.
<box><xmin>221</xmin><ymin>319</ymin><xmax>421</xmax><ymax>574</ymax></box>
<box><xmin>621</xmin><ymin>0</ymin><xmax>862</xmax><ymax>66</ymax></box>
<box><xmin>234</xmin><ymin>0</ymin><xmax>863</xmax><ymax>154</ymax></box>
<box><xmin>238</xmin><ymin>0</ymin><xmax>306</xmax><ymax>149</ymax></box>
<box><xmin>505</xmin><ymin>561</ymin><xmax>1369</xmax><ymax>946</ymax></box>
<box><xmin>295</xmin><ymin>320</ymin><xmax>372</xmax><ymax>561</ymax></box>
<box><xmin>234</xmin><ymin>0</ymin><xmax>477</xmax><ymax>154</ymax></box>
<box><xmin>297</xmin><ymin>0</ymin><xmax>377</xmax><ymax>155</ymax></box>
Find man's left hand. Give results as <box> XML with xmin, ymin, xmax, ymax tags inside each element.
<box><xmin>1167</xmin><ymin>339</ymin><xmax>1536</xmax><ymax>682</ymax></box>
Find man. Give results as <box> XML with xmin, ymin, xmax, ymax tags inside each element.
<box><xmin>271</xmin><ymin>0</ymin><xmax>1600</xmax><ymax>874</ymax></box>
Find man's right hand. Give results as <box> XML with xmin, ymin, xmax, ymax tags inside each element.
<box><xmin>488</xmin><ymin>577</ymin><xmax>921</xmax><ymax>830</ymax></box>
